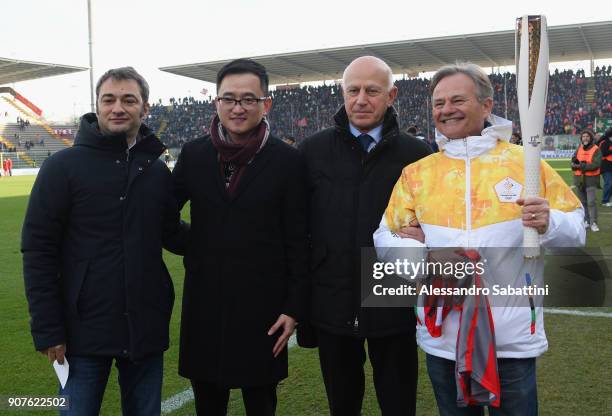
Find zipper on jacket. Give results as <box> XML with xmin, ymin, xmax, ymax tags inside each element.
<box><xmin>464</xmin><ymin>138</ymin><xmax>471</xmax><ymax>247</ymax></box>
<box><xmin>352</xmin><ymin>139</ymin><xmax>364</xmax><ymax>335</ymax></box>
<box><xmin>353</xmin><ymin>136</ymin><xmax>389</xmax><ymax>336</ymax></box>
<box><xmin>121</xmin><ymin>148</ymin><xmax>130</xmax><ymax>200</ymax></box>
<box><xmin>122</xmin><ymin>147</ymin><xmax>131</xmax><ymax>357</ymax></box>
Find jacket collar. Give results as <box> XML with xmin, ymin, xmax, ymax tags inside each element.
<box><xmin>333</xmin><ymin>105</ymin><xmax>400</xmax><ymax>139</ymax></box>
<box><xmin>435</xmin><ymin>114</ymin><xmax>513</xmax><ymax>159</ymax></box>
<box><xmin>74</xmin><ymin>113</ymin><xmax>165</xmax><ymax>157</ymax></box>
<box><xmin>581</xmin><ymin>142</ymin><xmax>595</xmax><ymax>151</ymax></box>
<box><xmin>349</xmin><ymin>123</ymin><xmax>383</xmax><ymax>144</ymax></box>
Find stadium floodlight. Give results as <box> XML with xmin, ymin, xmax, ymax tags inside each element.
<box><xmin>87</xmin><ymin>0</ymin><xmax>95</xmax><ymax>113</ymax></box>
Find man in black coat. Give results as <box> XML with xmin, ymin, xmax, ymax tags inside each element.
<box><xmin>173</xmin><ymin>59</ymin><xmax>309</xmax><ymax>416</ymax></box>
<box><xmin>22</xmin><ymin>67</ymin><xmax>186</xmax><ymax>415</ymax></box>
<box><xmin>299</xmin><ymin>56</ymin><xmax>432</xmax><ymax>416</ymax></box>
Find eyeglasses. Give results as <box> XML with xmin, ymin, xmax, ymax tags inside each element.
<box><xmin>215</xmin><ymin>96</ymin><xmax>268</xmax><ymax>108</ymax></box>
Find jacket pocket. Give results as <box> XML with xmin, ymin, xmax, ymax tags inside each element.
<box><xmin>67</xmin><ymin>259</ymin><xmax>90</xmax><ymax>319</ymax></box>
<box><xmin>161</xmin><ymin>261</ymin><xmax>175</xmax><ymax>317</ymax></box>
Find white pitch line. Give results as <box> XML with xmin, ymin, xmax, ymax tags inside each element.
<box><xmin>545</xmin><ymin>308</ymin><xmax>612</xmax><ymax>318</ymax></box>
<box><xmin>161</xmin><ymin>334</ymin><xmax>298</xmax><ymax>414</ymax></box>
<box><xmin>161</xmin><ymin>388</ymin><xmax>194</xmax><ymax>414</ymax></box>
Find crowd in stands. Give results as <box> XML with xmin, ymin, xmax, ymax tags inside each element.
<box><xmin>593</xmin><ymin>65</ymin><xmax>612</xmax><ymax>131</ymax></box>
<box><xmin>22</xmin><ymin>140</ymin><xmax>38</xmax><ymax>150</ymax></box>
<box><xmin>16</xmin><ymin>116</ymin><xmax>30</xmax><ymax>130</ymax></box>
<box><xmin>11</xmin><ymin>132</ymin><xmax>41</xmax><ymax>150</ymax></box>
<box><xmin>145</xmin><ymin>66</ymin><xmax>610</xmax><ymax>148</ymax></box>
<box><xmin>148</xmin><ymin>97</ymin><xmax>214</xmax><ymax>149</ymax></box>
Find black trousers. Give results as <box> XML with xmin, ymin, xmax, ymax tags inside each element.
<box><xmin>190</xmin><ymin>380</ymin><xmax>278</xmax><ymax>416</ymax></box>
<box><xmin>317</xmin><ymin>329</ymin><xmax>418</xmax><ymax>416</ymax></box>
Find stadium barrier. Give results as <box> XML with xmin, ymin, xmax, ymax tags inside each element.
<box><xmin>0</xmin><ymin>134</ymin><xmax>582</xmax><ymax>174</ymax></box>
<box><xmin>8</xmin><ymin>168</ymin><xmax>40</xmax><ymax>176</ymax></box>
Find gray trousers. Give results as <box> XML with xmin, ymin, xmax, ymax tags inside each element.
<box><xmin>577</xmin><ymin>186</ymin><xmax>598</xmax><ymax>224</ymax></box>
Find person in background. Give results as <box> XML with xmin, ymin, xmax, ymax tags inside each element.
<box><xmin>571</xmin><ymin>129</ymin><xmax>602</xmax><ymax>231</ymax></box>
<box><xmin>510</xmin><ymin>132</ymin><xmax>523</xmax><ymax>145</ymax></box>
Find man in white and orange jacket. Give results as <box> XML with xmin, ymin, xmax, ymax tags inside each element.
<box><xmin>374</xmin><ymin>63</ymin><xmax>585</xmax><ymax>416</ymax></box>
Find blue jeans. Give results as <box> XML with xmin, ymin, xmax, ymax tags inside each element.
<box><xmin>59</xmin><ymin>353</ymin><xmax>163</xmax><ymax>416</ymax></box>
<box><xmin>426</xmin><ymin>354</ymin><xmax>538</xmax><ymax>416</ymax></box>
<box><xmin>602</xmin><ymin>171</ymin><xmax>612</xmax><ymax>204</ymax></box>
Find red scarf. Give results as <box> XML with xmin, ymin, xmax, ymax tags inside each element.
<box><xmin>209</xmin><ymin>115</ymin><xmax>270</xmax><ymax>197</ymax></box>
<box><xmin>420</xmin><ymin>250</ymin><xmax>501</xmax><ymax>408</ymax></box>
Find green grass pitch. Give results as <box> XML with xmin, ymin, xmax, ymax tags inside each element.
<box><xmin>0</xmin><ymin>160</ymin><xmax>610</xmax><ymax>415</ymax></box>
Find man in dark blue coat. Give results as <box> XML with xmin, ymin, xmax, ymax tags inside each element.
<box><xmin>22</xmin><ymin>67</ymin><xmax>186</xmax><ymax>415</ymax></box>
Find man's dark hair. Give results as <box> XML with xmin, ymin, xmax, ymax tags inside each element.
<box><xmin>216</xmin><ymin>59</ymin><xmax>269</xmax><ymax>95</ymax></box>
<box><xmin>96</xmin><ymin>66</ymin><xmax>149</xmax><ymax>103</ymax></box>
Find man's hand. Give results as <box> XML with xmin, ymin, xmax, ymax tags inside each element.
<box><xmin>268</xmin><ymin>314</ymin><xmax>296</xmax><ymax>357</ymax></box>
<box><xmin>426</xmin><ymin>248</ymin><xmax>473</xmax><ymax>279</ymax></box>
<box><xmin>40</xmin><ymin>344</ymin><xmax>66</xmax><ymax>364</ymax></box>
<box><xmin>517</xmin><ymin>196</ymin><xmax>550</xmax><ymax>234</ymax></box>
<box><xmin>396</xmin><ymin>219</ymin><xmax>425</xmax><ymax>243</ymax></box>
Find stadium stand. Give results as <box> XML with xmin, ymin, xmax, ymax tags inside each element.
<box><xmin>0</xmin><ymin>123</ymin><xmax>65</xmax><ymax>168</ymax></box>
<box><xmin>148</xmin><ymin>67</ymin><xmax>611</xmax><ymax>147</ymax></box>
<box><xmin>0</xmin><ymin>111</ymin><xmax>73</xmax><ymax>168</ymax></box>
<box><xmin>2</xmin><ymin>66</ymin><xmax>608</xmax><ymax>163</ymax></box>
<box><xmin>0</xmin><ymin>57</ymin><xmax>86</xmax><ymax>169</ymax></box>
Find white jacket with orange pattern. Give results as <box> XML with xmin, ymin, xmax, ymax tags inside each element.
<box><xmin>374</xmin><ymin>115</ymin><xmax>585</xmax><ymax>360</ymax></box>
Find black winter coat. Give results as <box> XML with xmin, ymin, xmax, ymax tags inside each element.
<box><xmin>173</xmin><ymin>135</ymin><xmax>309</xmax><ymax>387</ymax></box>
<box><xmin>600</xmin><ymin>136</ymin><xmax>612</xmax><ymax>173</ymax></box>
<box><xmin>300</xmin><ymin>107</ymin><xmax>432</xmax><ymax>337</ymax></box>
<box><xmin>22</xmin><ymin>113</ymin><xmax>185</xmax><ymax>360</ymax></box>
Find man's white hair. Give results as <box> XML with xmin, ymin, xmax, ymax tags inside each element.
<box><xmin>342</xmin><ymin>56</ymin><xmax>394</xmax><ymax>91</ymax></box>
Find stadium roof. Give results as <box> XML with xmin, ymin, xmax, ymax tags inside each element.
<box><xmin>0</xmin><ymin>57</ymin><xmax>87</xmax><ymax>85</ymax></box>
<box><xmin>160</xmin><ymin>20</ymin><xmax>612</xmax><ymax>85</ymax></box>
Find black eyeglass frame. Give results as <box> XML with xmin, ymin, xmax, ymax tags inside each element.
<box><xmin>215</xmin><ymin>96</ymin><xmax>269</xmax><ymax>107</ymax></box>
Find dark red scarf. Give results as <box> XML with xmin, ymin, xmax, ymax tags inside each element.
<box><xmin>420</xmin><ymin>250</ymin><xmax>500</xmax><ymax>408</ymax></box>
<box><xmin>209</xmin><ymin>114</ymin><xmax>270</xmax><ymax>197</ymax></box>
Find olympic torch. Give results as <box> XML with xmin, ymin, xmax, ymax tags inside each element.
<box><xmin>516</xmin><ymin>15</ymin><xmax>549</xmax><ymax>258</ymax></box>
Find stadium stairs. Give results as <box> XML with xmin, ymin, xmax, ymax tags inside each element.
<box><xmin>1</xmin><ymin>96</ymin><xmax>73</xmax><ymax>147</ymax></box>
<box><xmin>0</xmin><ymin>134</ymin><xmax>36</xmax><ymax>168</ymax></box>
<box><xmin>0</xmin><ymin>120</ymin><xmax>74</xmax><ymax>168</ymax></box>
<box><xmin>585</xmin><ymin>77</ymin><xmax>596</xmax><ymax>104</ymax></box>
